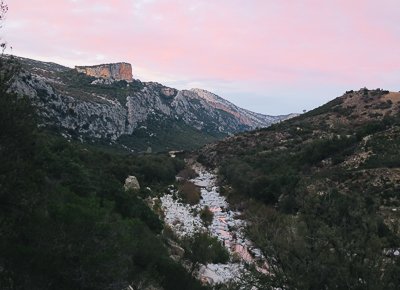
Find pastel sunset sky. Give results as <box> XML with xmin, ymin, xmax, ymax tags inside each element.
<box><xmin>3</xmin><ymin>0</ymin><xmax>400</xmax><ymax>114</ymax></box>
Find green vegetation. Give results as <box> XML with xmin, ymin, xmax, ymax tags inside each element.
<box><xmin>301</xmin><ymin>97</ymin><xmax>344</xmax><ymax>118</ymax></box>
<box><xmin>245</xmin><ymin>196</ymin><xmax>400</xmax><ymax>290</ymax></box>
<box><xmin>178</xmin><ymin>181</ymin><xmax>201</xmax><ymax>205</ymax></box>
<box><xmin>0</xmin><ymin>61</ymin><xmax>207</xmax><ymax>289</ymax></box>
<box><xmin>362</xmin><ymin>126</ymin><xmax>400</xmax><ymax>169</ymax></box>
<box><xmin>119</xmin><ymin>116</ymin><xmax>223</xmax><ymax>153</ymax></box>
<box><xmin>57</xmin><ymin>69</ymin><xmax>144</xmax><ymax>104</ymax></box>
<box><xmin>200</xmin><ymin>206</ymin><xmax>214</xmax><ymax>227</ymax></box>
<box><xmin>202</xmin><ymin>92</ymin><xmax>400</xmax><ymax>289</ymax></box>
<box><xmin>177</xmin><ymin>167</ymin><xmax>198</xmax><ymax>180</ymax></box>
<box><xmin>183</xmin><ymin>232</ymin><xmax>229</xmax><ymax>273</ymax></box>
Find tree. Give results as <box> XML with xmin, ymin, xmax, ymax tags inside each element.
<box><xmin>183</xmin><ymin>232</ymin><xmax>229</xmax><ymax>274</ymax></box>
<box><xmin>243</xmin><ymin>191</ymin><xmax>400</xmax><ymax>290</ymax></box>
<box><xmin>200</xmin><ymin>206</ymin><xmax>214</xmax><ymax>227</ymax></box>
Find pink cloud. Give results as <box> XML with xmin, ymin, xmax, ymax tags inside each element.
<box><xmin>2</xmin><ymin>0</ymin><xmax>400</xmax><ymax>114</ymax></box>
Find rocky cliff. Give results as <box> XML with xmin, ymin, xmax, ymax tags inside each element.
<box><xmin>75</xmin><ymin>62</ymin><xmax>133</xmax><ymax>82</ymax></box>
<box><xmin>10</xmin><ymin>56</ymin><xmax>295</xmax><ymax>151</ymax></box>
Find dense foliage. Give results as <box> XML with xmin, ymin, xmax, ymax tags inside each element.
<box><xmin>183</xmin><ymin>232</ymin><xmax>230</xmax><ymax>273</ymax></box>
<box><xmin>0</xmin><ymin>63</ymin><xmax>207</xmax><ymax>289</ymax></box>
<box><xmin>118</xmin><ymin>115</ymin><xmax>223</xmax><ymax>153</ymax></box>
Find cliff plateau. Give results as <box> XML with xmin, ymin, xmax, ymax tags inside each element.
<box><xmin>75</xmin><ymin>62</ymin><xmax>133</xmax><ymax>82</ymax></box>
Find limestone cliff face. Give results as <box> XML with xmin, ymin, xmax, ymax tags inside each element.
<box><xmin>75</xmin><ymin>63</ymin><xmax>133</xmax><ymax>82</ymax></box>
<box><xmin>10</xmin><ymin>72</ymin><xmax>128</xmax><ymax>140</ymax></box>
<box><xmin>11</xmin><ymin>57</ymin><xmax>295</xmax><ymax>147</ymax></box>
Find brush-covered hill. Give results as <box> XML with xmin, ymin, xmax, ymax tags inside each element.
<box><xmin>9</xmin><ymin>56</ymin><xmax>293</xmax><ymax>152</ymax></box>
<box><xmin>198</xmin><ymin>88</ymin><xmax>400</xmax><ymax>289</ymax></box>
<box><xmin>0</xmin><ymin>57</ymin><xmax>212</xmax><ymax>289</ymax></box>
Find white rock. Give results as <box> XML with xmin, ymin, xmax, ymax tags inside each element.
<box><xmin>160</xmin><ymin>165</ymin><xmax>268</xmax><ymax>285</ymax></box>
<box><xmin>124</xmin><ymin>176</ymin><xmax>140</xmax><ymax>191</ymax></box>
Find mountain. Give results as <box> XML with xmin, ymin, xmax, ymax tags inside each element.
<box><xmin>189</xmin><ymin>88</ymin><xmax>297</xmax><ymax>129</ymax></box>
<box><xmin>0</xmin><ymin>78</ymin><xmax>208</xmax><ymax>290</ymax></box>
<box><xmin>200</xmin><ymin>88</ymin><xmax>400</xmax><ymax>164</ymax></box>
<box><xmin>197</xmin><ymin>88</ymin><xmax>400</xmax><ymax>289</ymax></box>
<box><xmin>9</xmin><ymin>56</ymin><xmax>294</xmax><ymax>152</ymax></box>
<box><xmin>3</xmin><ymin>53</ymin><xmax>400</xmax><ymax>289</ymax></box>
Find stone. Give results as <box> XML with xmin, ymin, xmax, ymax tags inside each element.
<box><xmin>166</xmin><ymin>239</ymin><xmax>185</xmax><ymax>259</ymax></box>
<box><xmin>75</xmin><ymin>62</ymin><xmax>133</xmax><ymax>82</ymax></box>
<box><xmin>198</xmin><ymin>263</ymin><xmax>243</xmax><ymax>285</ymax></box>
<box><xmin>161</xmin><ymin>87</ymin><xmax>177</xmax><ymax>97</ymax></box>
<box><xmin>124</xmin><ymin>176</ymin><xmax>140</xmax><ymax>191</ymax></box>
<box><xmin>160</xmin><ymin>165</ymin><xmax>269</xmax><ymax>285</ymax></box>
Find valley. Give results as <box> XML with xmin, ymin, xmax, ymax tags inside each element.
<box><xmin>1</xmin><ymin>55</ymin><xmax>400</xmax><ymax>290</ymax></box>
<box><xmin>159</xmin><ymin>163</ymin><xmax>267</xmax><ymax>286</ymax></box>
<box><xmin>3</xmin><ymin>0</ymin><xmax>400</xmax><ymax>289</ymax></box>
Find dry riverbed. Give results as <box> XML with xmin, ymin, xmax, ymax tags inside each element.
<box><xmin>159</xmin><ymin>163</ymin><xmax>267</xmax><ymax>286</ymax></box>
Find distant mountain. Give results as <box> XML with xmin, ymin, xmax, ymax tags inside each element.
<box><xmin>9</xmin><ymin>56</ymin><xmax>295</xmax><ymax>152</ymax></box>
<box><xmin>189</xmin><ymin>88</ymin><xmax>297</xmax><ymax>129</ymax></box>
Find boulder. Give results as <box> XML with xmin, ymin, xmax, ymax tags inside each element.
<box><xmin>124</xmin><ymin>176</ymin><xmax>140</xmax><ymax>191</ymax></box>
<box><xmin>166</xmin><ymin>239</ymin><xmax>185</xmax><ymax>260</ymax></box>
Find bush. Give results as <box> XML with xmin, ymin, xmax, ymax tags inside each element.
<box><xmin>183</xmin><ymin>232</ymin><xmax>229</xmax><ymax>273</ymax></box>
<box><xmin>200</xmin><ymin>206</ymin><xmax>214</xmax><ymax>226</ymax></box>
<box><xmin>177</xmin><ymin>167</ymin><xmax>198</xmax><ymax>180</ymax></box>
<box><xmin>178</xmin><ymin>181</ymin><xmax>201</xmax><ymax>205</ymax></box>
<box><xmin>299</xmin><ymin>135</ymin><xmax>358</xmax><ymax>165</ymax></box>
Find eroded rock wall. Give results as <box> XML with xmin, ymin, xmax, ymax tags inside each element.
<box><xmin>76</xmin><ymin>63</ymin><xmax>133</xmax><ymax>82</ymax></box>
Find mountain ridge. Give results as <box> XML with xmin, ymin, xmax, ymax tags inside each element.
<box><xmin>9</xmin><ymin>56</ymin><xmax>296</xmax><ymax>152</ymax></box>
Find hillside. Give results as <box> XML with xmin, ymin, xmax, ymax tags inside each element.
<box><xmin>0</xmin><ymin>57</ymin><xmax>213</xmax><ymax>289</ymax></box>
<box><xmin>198</xmin><ymin>88</ymin><xmax>400</xmax><ymax>289</ymax></box>
<box><xmin>9</xmin><ymin>56</ymin><xmax>293</xmax><ymax>152</ymax></box>
<box><xmin>2</xmin><ymin>52</ymin><xmax>400</xmax><ymax>289</ymax></box>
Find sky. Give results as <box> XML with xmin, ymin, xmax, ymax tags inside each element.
<box><xmin>2</xmin><ymin>0</ymin><xmax>400</xmax><ymax>115</ymax></box>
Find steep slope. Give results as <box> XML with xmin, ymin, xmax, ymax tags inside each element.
<box><xmin>198</xmin><ymin>88</ymin><xmax>400</xmax><ymax>289</ymax></box>
<box><xmin>9</xmin><ymin>56</ymin><xmax>293</xmax><ymax>152</ymax></box>
<box><xmin>0</xmin><ymin>87</ymin><xmax>208</xmax><ymax>290</ymax></box>
<box><xmin>200</xmin><ymin>88</ymin><xmax>400</xmax><ymax>164</ymax></box>
<box><xmin>189</xmin><ymin>88</ymin><xmax>291</xmax><ymax>129</ymax></box>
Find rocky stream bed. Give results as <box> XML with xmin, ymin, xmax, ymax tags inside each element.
<box><xmin>160</xmin><ymin>164</ymin><xmax>268</xmax><ymax>286</ymax></box>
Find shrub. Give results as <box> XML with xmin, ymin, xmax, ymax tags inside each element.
<box><xmin>177</xmin><ymin>167</ymin><xmax>198</xmax><ymax>180</ymax></box>
<box><xmin>200</xmin><ymin>206</ymin><xmax>214</xmax><ymax>226</ymax></box>
<box><xmin>178</xmin><ymin>181</ymin><xmax>201</xmax><ymax>205</ymax></box>
<box><xmin>183</xmin><ymin>232</ymin><xmax>229</xmax><ymax>273</ymax></box>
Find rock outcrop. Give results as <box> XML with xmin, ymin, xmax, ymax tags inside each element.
<box><xmin>9</xmin><ymin>72</ymin><xmax>128</xmax><ymax>141</ymax></box>
<box><xmin>124</xmin><ymin>176</ymin><xmax>141</xmax><ymax>191</ymax></box>
<box><xmin>75</xmin><ymin>62</ymin><xmax>133</xmax><ymax>82</ymax></box>
<box><xmin>160</xmin><ymin>165</ymin><xmax>268</xmax><ymax>285</ymax></box>
<box><xmin>166</xmin><ymin>239</ymin><xmax>185</xmax><ymax>261</ymax></box>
